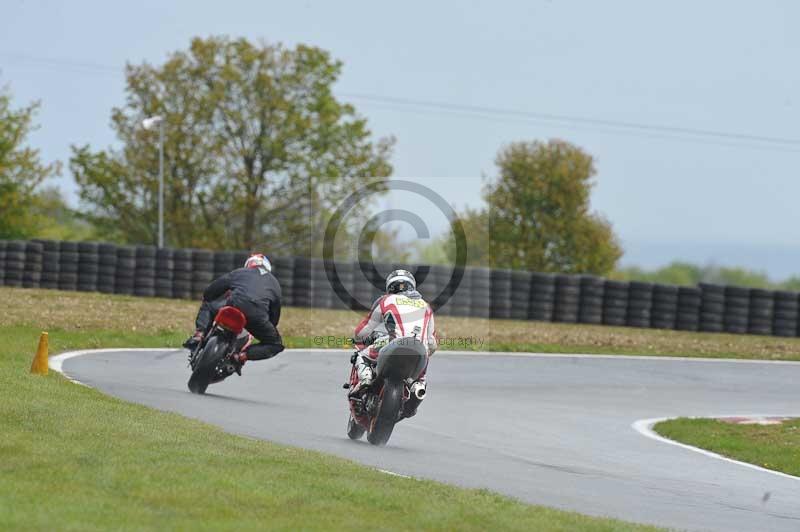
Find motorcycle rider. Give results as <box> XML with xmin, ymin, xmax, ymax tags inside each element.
<box><xmin>184</xmin><ymin>253</ymin><xmax>284</xmax><ymax>366</ymax></box>
<box><xmin>351</xmin><ymin>269</ymin><xmax>437</xmax><ymax>417</ymax></box>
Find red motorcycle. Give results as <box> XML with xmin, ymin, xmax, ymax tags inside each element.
<box><xmin>187</xmin><ymin>306</ymin><xmax>253</xmax><ymax>394</ymax></box>
<box><xmin>345</xmin><ymin>337</ymin><xmax>428</xmax><ymax>446</ymax></box>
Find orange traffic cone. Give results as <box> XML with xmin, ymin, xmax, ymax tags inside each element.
<box><xmin>30</xmin><ymin>332</ymin><xmax>49</xmax><ymax>375</ymax></box>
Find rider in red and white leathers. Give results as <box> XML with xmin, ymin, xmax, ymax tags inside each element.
<box><xmin>352</xmin><ymin>269</ymin><xmax>436</xmax><ymax>416</ymax></box>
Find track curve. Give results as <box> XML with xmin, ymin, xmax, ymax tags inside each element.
<box><xmin>55</xmin><ymin>349</ymin><xmax>800</xmax><ymax>531</ymax></box>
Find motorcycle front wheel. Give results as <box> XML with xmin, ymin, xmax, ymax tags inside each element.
<box><xmin>188</xmin><ymin>336</ymin><xmax>228</xmax><ymax>395</ymax></box>
<box><xmin>367</xmin><ymin>379</ymin><xmax>403</xmax><ymax>446</ymax></box>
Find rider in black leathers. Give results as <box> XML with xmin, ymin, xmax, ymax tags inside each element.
<box><xmin>184</xmin><ymin>254</ymin><xmax>284</xmax><ymax>364</ymax></box>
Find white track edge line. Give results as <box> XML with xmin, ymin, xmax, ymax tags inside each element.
<box><xmin>632</xmin><ymin>416</ymin><xmax>800</xmax><ymax>482</ymax></box>
<box><xmin>376</xmin><ymin>469</ymin><xmax>413</xmax><ymax>479</ymax></box>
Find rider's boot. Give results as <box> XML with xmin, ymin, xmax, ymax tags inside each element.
<box><xmin>231</xmin><ymin>352</ymin><xmax>248</xmax><ymax>375</ymax></box>
<box><xmin>183</xmin><ymin>330</ymin><xmax>204</xmax><ymax>350</ymax></box>
<box><xmin>348</xmin><ymin>355</ymin><xmax>375</xmax><ymax>397</ymax></box>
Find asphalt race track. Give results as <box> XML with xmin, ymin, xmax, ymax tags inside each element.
<box><xmin>57</xmin><ymin>349</ymin><xmax>800</xmax><ymax>531</ymax></box>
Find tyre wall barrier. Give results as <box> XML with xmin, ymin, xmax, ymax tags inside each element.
<box><xmin>3</xmin><ymin>238</ymin><xmax>800</xmax><ymax>338</ymax></box>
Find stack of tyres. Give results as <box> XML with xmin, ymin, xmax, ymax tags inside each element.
<box><xmin>0</xmin><ymin>241</ymin><xmax>6</xmax><ymax>285</ymax></box>
<box><xmin>429</xmin><ymin>264</ymin><xmax>454</xmax><ymax>315</ymax></box>
<box><xmin>626</xmin><ymin>282</ymin><xmax>654</xmax><ymax>328</ymax></box>
<box><xmin>748</xmin><ymin>289</ymin><xmax>774</xmax><ymax>336</ymax></box>
<box><xmin>699</xmin><ymin>283</ymin><xmax>725</xmax><ymax>333</ymax></box>
<box><xmin>190</xmin><ymin>249</ymin><xmax>213</xmax><ymax>300</ymax></box>
<box><xmin>77</xmin><ymin>242</ymin><xmax>99</xmax><ymax>292</ymax></box>
<box><xmin>233</xmin><ymin>251</ymin><xmax>250</xmax><ymax>270</ymax></box>
<box><xmin>97</xmin><ymin>243</ymin><xmax>118</xmax><ymax>294</ymax></box>
<box><xmin>58</xmin><ymin>241</ymin><xmax>79</xmax><ymax>291</ymax></box>
<box><xmin>510</xmin><ymin>270</ymin><xmax>532</xmax><ymax>320</ymax></box>
<box><xmin>469</xmin><ymin>267</ymin><xmax>491</xmax><ymax>318</ymax></box>
<box><xmin>23</xmin><ymin>241</ymin><xmax>43</xmax><ymax>288</ymax></box>
<box><xmin>270</xmin><ymin>256</ymin><xmax>294</xmax><ymax>307</ymax></box>
<box><xmin>528</xmin><ymin>273</ymin><xmax>555</xmax><ymax>321</ymax></box>
<box><xmin>330</xmin><ymin>261</ymin><xmax>355</xmax><ymax>310</ymax></box>
<box><xmin>154</xmin><ymin>248</ymin><xmax>174</xmax><ymax>298</ymax></box>
<box><xmin>408</xmin><ymin>263</ymin><xmax>430</xmax><ymax>290</ymax></box>
<box><xmin>3</xmin><ymin>241</ymin><xmax>25</xmax><ymax>287</ymax></box>
<box><xmin>350</xmin><ymin>261</ymin><xmax>378</xmax><ymax>311</ymax></box>
<box><xmin>213</xmin><ymin>251</ymin><xmax>236</xmax><ymax>279</ymax></box>
<box><xmin>365</xmin><ymin>263</ymin><xmax>385</xmax><ymax>308</ymax></box>
<box><xmin>36</xmin><ymin>240</ymin><xmax>59</xmax><ymax>289</ymax></box>
<box><xmin>134</xmin><ymin>246</ymin><xmax>157</xmax><ymax>297</ymax></box>
<box><xmin>114</xmin><ymin>246</ymin><xmax>136</xmax><ymax>295</ymax></box>
<box><xmin>489</xmin><ymin>268</ymin><xmax>512</xmax><ymax>319</ymax></box>
<box><xmin>578</xmin><ymin>275</ymin><xmax>603</xmax><ymax>325</ymax></box>
<box><xmin>722</xmin><ymin>286</ymin><xmax>749</xmax><ymax>334</ymax></box>
<box><xmin>310</xmin><ymin>258</ymin><xmax>333</xmax><ymax>309</ymax></box>
<box><xmin>553</xmin><ymin>275</ymin><xmax>580</xmax><ymax>323</ymax></box>
<box><xmin>448</xmin><ymin>266</ymin><xmax>471</xmax><ymax>317</ymax></box>
<box><xmin>415</xmin><ymin>263</ymin><xmax>438</xmax><ymax>306</ymax></box>
<box><xmin>292</xmin><ymin>257</ymin><xmax>312</xmax><ymax>308</ymax></box>
<box><xmin>651</xmin><ymin>284</ymin><xmax>679</xmax><ymax>329</ymax></box>
<box><xmin>171</xmin><ymin>249</ymin><xmax>192</xmax><ymax>299</ymax></box>
<box><xmin>772</xmin><ymin>291</ymin><xmax>799</xmax><ymax>337</ymax></box>
<box><xmin>675</xmin><ymin>287</ymin><xmax>701</xmax><ymax>331</ymax></box>
<box><xmin>602</xmin><ymin>280</ymin><xmax>628</xmax><ymax>326</ymax></box>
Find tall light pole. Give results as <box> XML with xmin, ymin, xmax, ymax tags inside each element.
<box><xmin>142</xmin><ymin>115</ymin><xmax>165</xmax><ymax>248</ymax></box>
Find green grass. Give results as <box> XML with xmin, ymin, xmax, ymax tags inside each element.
<box><xmin>654</xmin><ymin>418</ymin><xmax>800</xmax><ymax>477</ymax></box>
<box><xmin>0</xmin><ymin>325</ymin><xmax>660</xmax><ymax>531</ymax></box>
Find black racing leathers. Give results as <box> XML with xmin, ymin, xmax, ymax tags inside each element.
<box><xmin>201</xmin><ymin>267</ymin><xmax>284</xmax><ymax>361</ymax></box>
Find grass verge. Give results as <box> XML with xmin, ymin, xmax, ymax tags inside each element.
<box><xmin>653</xmin><ymin>418</ymin><xmax>800</xmax><ymax>477</ymax></box>
<box><xmin>0</xmin><ymin>291</ymin><xmax>660</xmax><ymax>530</ymax></box>
<box><xmin>5</xmin><ymin>287</ymin><xmax>800</xmax><ymax>359</ymax></box>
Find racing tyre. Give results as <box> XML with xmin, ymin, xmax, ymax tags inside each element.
<box><xmin>188</xmin><ymin>336</ymin><xmax>227</xmax><ymax>395</ymax></box>
<box><xmin>367</xmin><ymin>380</ymin><xmax>403</xmax><ymax>446</ymax></box>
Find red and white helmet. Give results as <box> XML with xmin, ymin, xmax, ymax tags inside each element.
<box><xmin>244</xmin><ymin>253</ymin><xmax>272</xmax><ymax>272</ymax></box>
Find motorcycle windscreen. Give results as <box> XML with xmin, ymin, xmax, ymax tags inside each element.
<box><xmin>375</xmin><ymin>337</ymin><xmax>427</xmax><ymax>381</ymax></box>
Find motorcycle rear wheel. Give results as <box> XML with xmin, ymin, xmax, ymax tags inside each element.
<box><xmin>188</xmin><ymin>336</ymin><xmax>227</xmax><ymax>394</ymax></box>
<box><xmin>367</xmin><ymin>380</ymin><xmax>403</xmax><ymax>446</ymax></box>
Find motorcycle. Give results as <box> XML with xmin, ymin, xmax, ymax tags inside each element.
<box><xmin>187</xmin><ymin>305</ymin><xmax>253</xmax><ymax>394</ymax></box>
<box><xmin>344</xmin><ymin>336</ymin><xmax>428</xmax><ymax>446</ymax></box>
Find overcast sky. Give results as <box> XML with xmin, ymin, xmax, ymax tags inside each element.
<box><xmin>2</xmin><ymin>0</ymin><xmax>799</xmax><ymax>276</ymax></box>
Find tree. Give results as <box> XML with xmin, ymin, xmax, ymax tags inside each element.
<box><xmin>461</xmin><ymin>140</ymin><xmax>622</xmax><ymax>274</ymax></box>
<box><xmin>0</xmin><ymin>88</ymin><xmax>60</xmax><ymax>238</ymax></box>
<box><xmin>71</xmin><ymin>36</ymin><xmax>393</xmax><ymax>254</ymax></box>
<box><xmin>31</xmin><ymin>187</ymin><xmax>96</xmax><ymax>241</ymax></box>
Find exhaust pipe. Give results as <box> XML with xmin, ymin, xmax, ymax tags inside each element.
<box><xmin>410</xmin><ymin>381</ymin><xmax>426</xmax><ymax>400</ymax></box>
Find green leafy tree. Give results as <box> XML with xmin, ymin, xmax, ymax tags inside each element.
<box><xmin>71</xmin><ymin>36</ymin><xmax>393</xmax><ymax>253</ymax></box>
<box><xmin>615</xmin><ymin>261</ymin><xmax>800</xmax><ymax>290</ymax></box>
<box><xmin>32</xmin><ymin>187</ymin><xmax>96</xmax><ymax>241</ymax></box>
<box><xmin>0</xmin><ymin>88</ymin><xmax>60</xmax><ymax>238</ymax></box>
<box><xmin>456</xmin><ymin>140</ymin><xmax>622</xmax><ymax>273</ymax></box>
<box><xmin>614</xmin><ymin>262</ymin><xmax>702</xmax><ymax>285</ymax></box>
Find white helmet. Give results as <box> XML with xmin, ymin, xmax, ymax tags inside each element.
<box><xmin>244</xmin><ymin>253</ymin><xmax>272</xmax><ymax>272</ymax></box>
<box><xmin>386</xmin><ymin>269</ymin><xmax>416</xmax><ymax>294</ymax></box>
